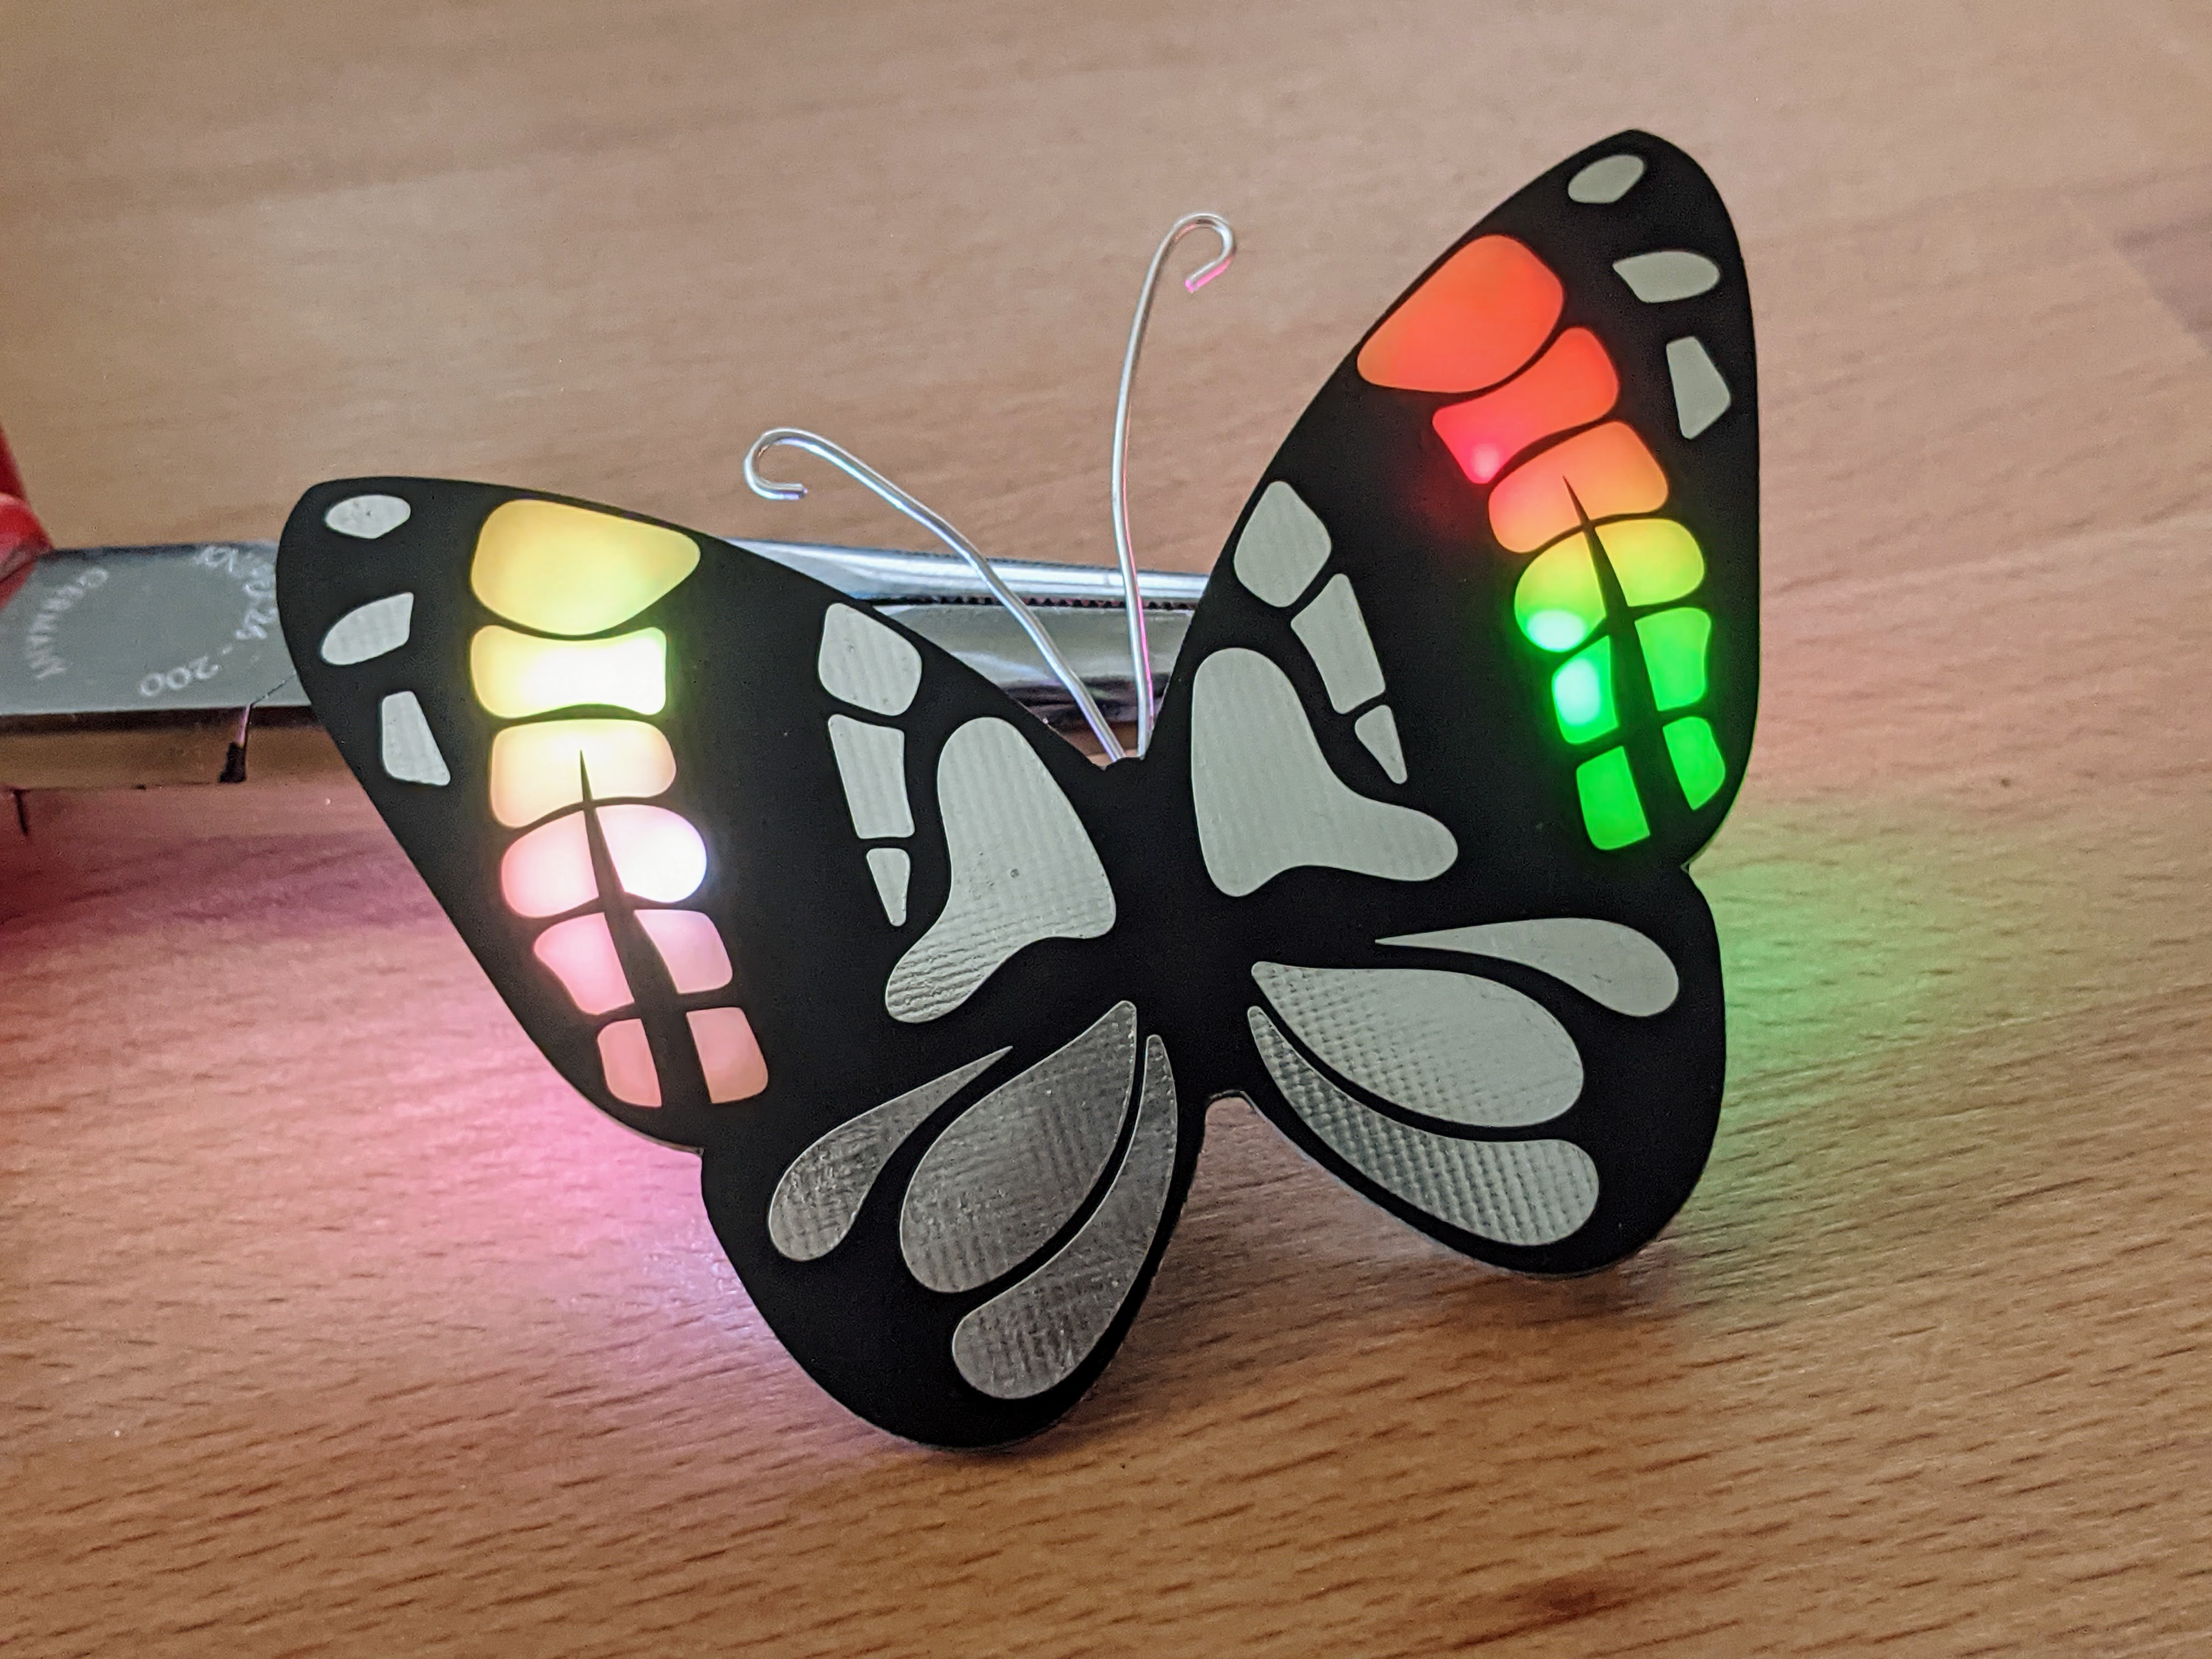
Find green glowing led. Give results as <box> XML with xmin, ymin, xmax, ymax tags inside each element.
<box><xmin>1663</xmin><ymin>716</ymin><xmax>1727</xmax><ymax>808</ymax></box>
<box><xmin>1514</xmin><ymin>535</ymin><xmax>1604</xmax><ymax>653</ymax></box>
<box><xmin>1576</xmin><ymin>747</ymin><xmax>1650</xmax><ymax>849</ymax></box>
<box><xmin>1635</xmin><ymin>606</ymin><xmax>1711</xmax><ymax>710</ymax></box>
<box><xmin>1596</xmin><ymin>517</ymin><xmax>1705</xmax><ymax>605</ymax></box>
<box><xmin>1550</xmin><ymin>639</ymin><xmax>1616</xmax><ymax>742</ymax></box>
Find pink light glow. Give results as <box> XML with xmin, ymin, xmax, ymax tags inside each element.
<box><xmin>688</xmin><ymin>1007</ymin><xmax>769</xmax><ymax>1102</ymax></box>
<box><xmin>499</xmin><ymin>805</ymin><xmax>707</xmax><ymax>918</ymax></box>
<box><xmin>597</xmin><ymin>1019</ymin><xmax>661</xmax><ymax>1107</ymax></box>
<box><xmin>636</xmin><ymin>910</ymin><xmax>734</xmax><ymax>994</ymax></box>
<box><xmin>531</xmin><ymin>915</ymin><xmax>633</xmax><ymax>1014</ymax></box>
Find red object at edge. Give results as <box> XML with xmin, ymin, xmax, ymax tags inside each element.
<box><xmin>0</xmin><ymin>421</ymin><xmax>55</xmax><ymax>614</ymax></box>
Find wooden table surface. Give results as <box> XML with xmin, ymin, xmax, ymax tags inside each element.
<box><xmin>5</xmin><ymin>3</ymin><xmax>2211</xmax><ymax>1653</ymax></box>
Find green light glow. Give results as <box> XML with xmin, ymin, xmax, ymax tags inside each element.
<box><xmin>1551</xmin><ymin>639</ymin><xmax>1616</xmax><ymax>742</ymax></box>
<box><xmin>1514</xmin><ymin>535</ymin><xmax>1604</xmax><ymax>652</ymax></box>
<box><xmin>1576</xmin><ymin>747</ymin><xmax>1650</xmax><ymax>848</ymax></box>
<box><xmin>1664</xmin><ymin>716</ymin><xmax>1727</xmax><ymax>808</ymax></box>
<box><xmin>1635</xmin><ymin>607</ymin><xmax>1711</xmax><ymax>710</ymax></box>
<box><xmin>1596</xmin><ymin>517</ymin><xmax>1705</xmax><ymax>605</ymax></box>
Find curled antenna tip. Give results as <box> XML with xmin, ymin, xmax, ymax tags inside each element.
<box><xmin>744</xmin><ymin>429</ymin><xmax>812</xmax><ymax>501</ymax></box>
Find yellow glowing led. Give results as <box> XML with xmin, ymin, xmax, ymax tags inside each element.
<box><xmin>470</xmin><ymin>627</ymin><xmax>667</xmax><ymax>719</ymax></box>
<box><xmin>488</xmin><ymin>718</ymin><xmax>676</xmax><ymax>827</ymax></box>
<box><xmin>471</xmin><ymin>500</ymin><xmax>700</xmax><ymax>636</ymax></box>
<box><xmin>1594</xmin><ymin>518</ymin><xmax>1705</xmax><ymax>606</ymax></box>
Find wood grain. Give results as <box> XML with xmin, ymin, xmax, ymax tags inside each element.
<box><xmin>4</xmin><ymin>3</ymin><xmax>2210</xmax><ymax>1652</ymax></box>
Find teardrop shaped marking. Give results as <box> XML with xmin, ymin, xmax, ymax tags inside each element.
<box><xmin>951</xmin><ymin>1035</ymin><xmax>1178</xmax><ymax>1400</ymax></box>
<box><xmin>1233</xmin><ymin>482</ymin><xmax>1331</xmax><ymax>608</ymax></box>
<box><xmin>766</xmin><ymin>1048</ymin><xmax>1010</xmax><ymax>1262</ymax></box>
<box><xmin>1612</xmin><ymin>251</ymin><xmax>1722</xmax><ymax>302</ymax></box>
<box><xmin>899</xmin><ymin>1002</ymin><xmax>1139</xmax><ymax>1294</ymax></box>
<box><xmin>320</xmin><ymin>592</ymin><xmax>414</xmax><ymax>664</ymax></box>
<box><xmin>378</xmin><ymin>690</ymin><xmax>449</xmax><ymax>785</ymax></box>
<box><xmin>1665</xmin><ymin>337</ymin><xmax>1733</xmax><ymax>438</ymax></box>
<box><xmin>1249</xmin><ymin>1008</ymin><xmax>1598</xmax><ymax>1247</ymax></box>
<box><xmin>1353</xmin><ymin>706</ymin><xmax>1407</xmax><ymax>783</ymax></box>
<box><xmin>866</xmin><ymin>847</ymin><xmax>911</xmax><ymax>926</ymax></box>
<box><xmin>324</xmin><ymin>494</ymin><xmax>411</xmax><ymax>539</ymax></box>
<box><xmin>1252</xmin><ymin>962</ymin><xmax>1582</xmax><ymax>1127</ymax></box>
<box><xmin>1380</xmin><ymin>918</ymin><xmax>1679</xmax><ymax>1016</ymax></box>
<box><xmin>1567</xmin><ymin>154</ymin><xmax>1645</xmax><ymax>205</ymax></box>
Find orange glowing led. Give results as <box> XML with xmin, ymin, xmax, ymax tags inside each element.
<box><xmin>488</xmin><ymin>718</ymin><xmax>676</xmax><ymax>827</ymax></box>
<box><xmin>532</xmin><ymin>914</ymin><xmax>633</xmax><ymax>1014</ymax></box>
<box><xmin>1432</xmin><ymin>328</ymin><xmax>1618</xmax><ymax>485</ymax></box>
<box><xmin>1488</xmin><ymin>422</ymin><xmax>1668</xmax><ymax>554</ymax></box>
<box><xmin>597</xmin><ymin>1020</ymin><xmax>661</xmax><ymax>1107</ymax></box>
<box><xmin>498</xmin><ymin>804</ymin><xmax>707</xmax><ymax>917</ymax></box>
<box><xmin>1357</xmin><ymin>236</ymin><xmax>1564</xmax><ymax>394</ymax></box>
<box><xmin>688</xmin><ymin>1007</ymin><xmax>769</xmax><ymax>1102</ymax></box>
<box><xmin>472</xmin><ymin>499</ymin><xmax>699</xmax><ymax>637</ymax></box>
<box><xmin>636</xmin><ymin>909</ymin><xmax>734</xmax><ymax>994</ymax></box>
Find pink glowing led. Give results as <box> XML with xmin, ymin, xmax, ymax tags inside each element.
<box><xmin>636</xmin><ymin>909</ymin><xmax>734</xmax><ymax>994</ymax></box>
<box><xmin>531</xmin><ymin>915</ymin><xmax>633</xmax><ymax>1014</ymax></box>
<box><xmin>689</xmin><ymin>1007</ymin><xmax>769</xmax><ymax>1102</ymax></box>
<box><xmin>597</xmin><ymin>1019</ymin><xmax>660</xmax><ymax>1107</ymax></box>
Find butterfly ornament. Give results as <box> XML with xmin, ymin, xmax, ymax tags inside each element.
<box><xmin>277</xmin><ymin>132</ymin><xmax>1757</xmax><ymax>1447</ymax></box>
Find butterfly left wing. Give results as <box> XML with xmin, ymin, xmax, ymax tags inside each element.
<box><xmin>278</xmin><ymin>481</ymin><xmax>1203</xmax><ymax>1446</ymax></box>
<box><xmin>1144</xmin><ymin>130</ymin><xmax>1753</xmax><ymax>1275</ymax></box>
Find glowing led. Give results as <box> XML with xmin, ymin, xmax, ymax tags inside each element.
<box><xmin>1551</xmin><ymin>640</ymin><xmax>1617</xmax><ymax>743</ymax></box>
<box><xmin>1514</xmin><ymin>535</ymin><xmax>1604</xmax><ymax>652</ymax></box>
<box><xmin>1664</xmin><ymin>717</ymin><xmax>1727</xmax><ymax>808</ymax></box>
<box><xmin>597</xmin><ymin>1020</ymin><xmax>661</xmax><ymax>1107</ymax></box>
<box><xmin>471</xmin><ymin>499</ymin><xmax>699</xmax><ymax>636</ymax></box>
<box><xmin>1356</xmin><ymin>236</ymin><xmax>1564</xmax><ymax>393</ymax></box>
<box><xmin>1488</xmin><ymin>422</ymin><xmax>1668</xmax><ymax>554</ymax></box>
<box><xmin>470</xmin><ymin>626</ymin><xmax>667</xmax><ymax>719</ymax></box>
<box><xmin>498</xmin><ymin>804</ymin><xmax>707</xmax><ymax>917</ymax></box>
<box><xmin>689</xmin><ymin>1007</ymin><xmax>769</xmax><ymax>1102</ymax></box>
<box><xmin>1433</xmin><ymin>328</ymin><xmax>1618</xmax><ymax>484</ymax></box>
<box><xmin>532</xmin><ymin>915</ymin><xmax>633</xmax><ymax>1014</ymax></box>
<box><xmin>1595</xmin><ymin>518</ymin><xmax>1704</xmax><ymax>605</ymax></box>
<box><xmin>1576</xmin><ymin>748</ymin><xmax>1650</xmax><ymax>849</ymax></box>
<box><xmin>1636</xmin><ymin>608</ymin><xmax>1711</xmax><ymax>710</ymax></box>
<box><xmin>636</xmin><ymin>909</ymin><xmax>733</xmax><ymax>994</ymax></box>
<box><xmin>488</xmin><ymin>718</ymin><xmax>676</xmax><ymax>827</ymax></box>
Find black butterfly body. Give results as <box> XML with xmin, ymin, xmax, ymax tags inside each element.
<box><xmin>277</xmin><ymin>132</ymin><xmax>1756</xmax><ymax>1447</ymax></box>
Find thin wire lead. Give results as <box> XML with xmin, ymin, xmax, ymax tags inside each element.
<box><xmin>1110</xmin><ymin>211</ymin><xmax>1234</xmax><ymax>755</ymax></box>
<box><xmin>745</xmin><ymin>428</ymin><xmax>1126</xmax><ymax>758</ymax></box>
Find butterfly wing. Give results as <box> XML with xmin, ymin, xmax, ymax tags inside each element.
<box><xmin>279</xmin><ymin>479</ymin><xmax>1198</xmax><ymax>1446</ymax></box>
<box><xmin>1146</xmin><ymin>130</ymin><xmax>1753</xmax><ymax>1274</ymax></box>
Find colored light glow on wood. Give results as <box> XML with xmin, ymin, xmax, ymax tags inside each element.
<box><xmin>1488</xmin><ymin>422</ymin><xmax>1668</xmax><ymax>554</ymax></box>
<box><xmin>597</xmin><ymin>1020</ymin><xmax>661</xmax><ymax>1107</ymax></box>
<box><xmin>636</xmin><ymin>910</ymin><xmax>733</xmax><ymax>994</ymax></box>
<box><xmin>488</xmin><ymin>718</ymin><xmax>675</xmax><ymax>827</ymax></box>
<box><xmin>1357</xmin><ymin>236</ymin><xmax>1563</xmax><ymax>394</ymax></box>
<box><xmin>1551</xmin><ymin>639</ymin><xmax>1617</xmax><ymax>742</ymax></box>
<box><xmin>1575</xmin><ymin>748</ymin><xmax>1650</xmax><ymax>849</ymax></box>
<box><xmin>1664</xmin><ymin>716</ymin><xmax>1727</xmax><ymax>808</ymax></box>
<box><xmin>1433</xmin><ymin>328</ymin><xmax>1618</xmax><ymax>484</ymax></box>
<box><xmin>498</xmin><ymin>804</ymin><xmax>707</xmax><ymax>917</ymax></box>
<box><xmin>470</xmin><ymin>626</ymin><xmax>667</xmax><ymax>719</ymax></box>
<box><xmin>471</xmin><ymin>499</ymin><xmax>699</xmax><ymax>637</ymax></box>
<box><xmin>687</xmin><ymin>1007</ymin><xmax>769</xmax><ymax>1102</ymax></box>
<box><xmin>531</xmin><ymin>914</ymin><xmax>633</xmax><ymax>1014</ymax></box>
<box><xmin>1637</xmin><ymin>607</ymin><xmax>1711</xmax><ymax>710</ymax></box>
<box><xmin>1595</xmin><ymin>517</ymin><xmax>1705</xmax><ymax>605</ymax></box>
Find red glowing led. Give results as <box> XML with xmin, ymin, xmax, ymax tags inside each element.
<box><xmin>1356</xmin><ymin>236</ymin><xmax>1563</xmax><ymax>394</ymax></box>
<box><xmin>1433</xmin><ymin>328</ymin><xmax>1618</xmax><ymax>485</ymax></box>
